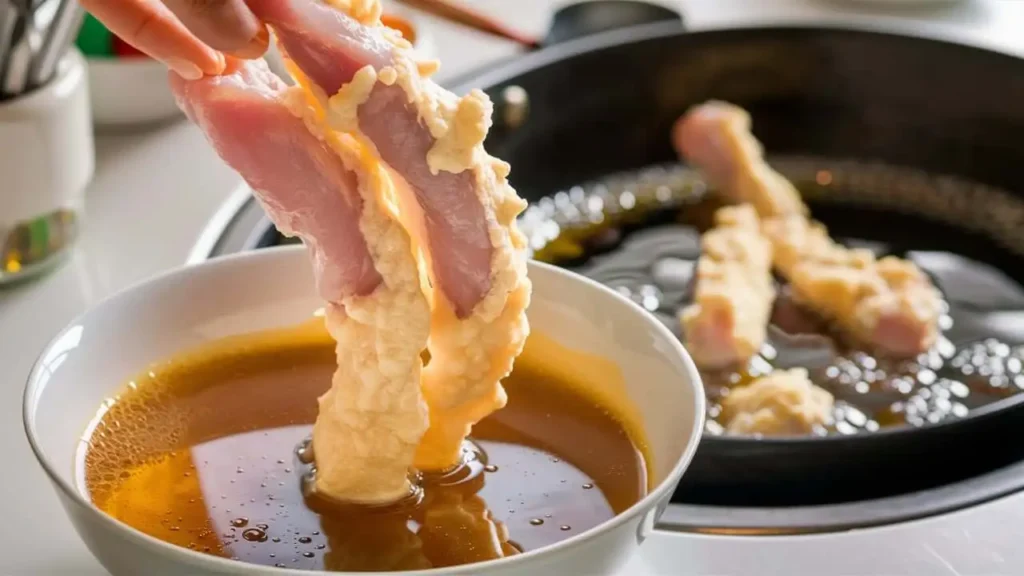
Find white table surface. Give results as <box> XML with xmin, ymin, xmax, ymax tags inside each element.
<box><xmin>3</xmin><ymin>1</ymin><xmax>1024</xmax><ymax>574</ymax></box>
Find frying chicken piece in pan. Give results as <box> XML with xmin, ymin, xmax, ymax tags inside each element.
<box><xmin>674</xmin><ymin>100</ymin><xmax>943</xmax><ymax>357</ymax></box>
<box><xmin>720</xmin><ymin>368</ymin><xmax>834</xmax><ymax>435</ymax></box>
<box><xmin>250</xmin><ymin>0</ymin><xmax>532</xmax><ymax>472</ymax></box>
<box><xmin>170</xmin><ymin>60</ymin><xmax>430</xmax><ymax>504</ymax></box>
<box><xmin>763</xmin><ymin>216</ymin><xmax>944</xmax><ymax>358</ymax></box>
<box><xmin>680</xmin><ymin>204</ymin><xmax>775</xmax><ymax>369</ymax></box>
<box><xmin>673</xmin><ymin>100</ymin><xmax>807</xmax><ymax>218</ymax></box>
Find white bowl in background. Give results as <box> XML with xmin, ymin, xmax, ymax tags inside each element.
<box><xmin>23</xmin><ymin>246</ymin><xmax>704</xmax><ymax>576</ymax></box>
<box><xmin>90</xmin><ymin>8</ymin><xmax>434</xmax><ymax>127</ymax></box>
<box><xmin>86</xmin><ymin>56</ymin><xmax>181</xmax><ymax>127</ymax></box>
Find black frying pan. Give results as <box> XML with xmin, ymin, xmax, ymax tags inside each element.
<box><xmin>237</xmin><ymin>2</ymin><xmax>1024</xmax><ymax>533</ymax></box>
<box><xmin>444</xmin><ymin>6</ymin><xmax>1024</xmax><ymax>531</ymax></box>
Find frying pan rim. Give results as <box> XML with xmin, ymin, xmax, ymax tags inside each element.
<box><xmin>446</xmin><ymin>17</ymin><xmax>1024</xmax><ymax>95</ymax></box>
<box><xmin>446</xmin><ymin>17</ymin><xmax>1024</xmax><ymax>446</ymax></box>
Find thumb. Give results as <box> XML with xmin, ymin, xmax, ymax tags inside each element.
<box><xmin>161</xmin><ymin>0</ymin><xmax>269</xmax><ymax>58</ymax></box>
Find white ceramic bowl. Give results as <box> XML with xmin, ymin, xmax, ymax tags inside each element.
<box><xmin>23</xmin><ymin>246</ymin><xmax>704</xmax><ymax>576</ymax></box>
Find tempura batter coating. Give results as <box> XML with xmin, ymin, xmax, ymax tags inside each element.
<box><xmin>681</xmin><ymin>204</ymin><xmax>775</xmax><ymax>369</ymax></box>
<box><xmin>171</xmin><ymin>60</ymin><xmax>430</xmax><ymax>503</ymax></box>
<box><xmin>673</xmin><ymin>100</ymin><xmax>806</xmax><ymax>218</ymax></box>
<box><xmin>252</xmin><ymin>0</ymin><xmax>532</xmax><ymax>471</ymax></box>
<box><xmin>764</xmin><ymin>216</ymin><xmax>943</xmax><ymax>357</ymax></box>
<box><xmin>721</xmin><ymin>368</ymin><xmax>834</xmax><ymax>435</ymax></box>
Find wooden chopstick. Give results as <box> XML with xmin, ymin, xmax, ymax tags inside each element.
<box><xmin>391</xmin><ymin>0</ymin><xmax>541</xmax><ymax>48</ymax></box>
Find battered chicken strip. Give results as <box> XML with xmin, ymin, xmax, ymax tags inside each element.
<box><xmin>763</xmin><ymin>216</ymin><xmax>944</xmax><ymax>357</ymax></box>
<box><xmin>680</xmin><ymin>204</ymin><xmax>775</xmax><ymax>369</ymax></box>
<box><xmin>251</xmin><ymin>0</ymin><xmax>532</xmax><ymax>471</ymax></box>
<box><xmin>170</xmin><ymin>60</ymin><xmax>430</xmax><ymax>504</ymax></box>
<box><xmin>721</xmin><ymin>368</ymin><xmax>834</xmax><ymax>435</ymax></box>
<box><xmin>673</xmin><ymin>100</ymin><xmax>807</xmax><ymax>218</ymax></box>
<box><xmin>674</xmin><ymin>101</ymin><xmax>942</xmax><ymax>357</ymax></box>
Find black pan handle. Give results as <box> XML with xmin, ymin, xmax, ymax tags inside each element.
<box><xmin>542</xmin><ymin>0</ymin><xmax>685</xmax><ymax>47</ymax></box>
<box><xmin>444</xmin><ymin>1</ymin><xmax>685</xmax><ymax>91</ymax></box>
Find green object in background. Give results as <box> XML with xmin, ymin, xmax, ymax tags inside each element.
<box><xmin>76</xmin><ymin>13</ymin><xmax>113</xmax><ymax>57</ymax></box>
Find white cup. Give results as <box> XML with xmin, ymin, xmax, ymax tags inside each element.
<box><xmin>24</xmin><ymin>247</ymin><xmax>705</xmax><ymax>576</ymax></box>
<box><xmin>0</xmin><ymin>48</ymin><xmax>93</xmax><ymax>282</ymax></box>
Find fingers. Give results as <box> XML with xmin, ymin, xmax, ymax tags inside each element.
<box><xmin>80</xmin><ymin>0</ymin><xmax>223</xmax><ymax>78</ymax></box>
<box><xmin>161</xmin><ymin>0</ymin><xmax>269</xmax><ymax>58</ymax></box>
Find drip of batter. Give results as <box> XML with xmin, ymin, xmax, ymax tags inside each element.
<box><xmin>250</xmin><ymin>0</ymin><xmax>531</xmax><ymax>471</ymax></box>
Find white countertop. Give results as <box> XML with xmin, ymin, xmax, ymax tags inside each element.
<box><xmin>4</xmin><ymin>1</ymin><xmax>1024</xmax><ymax>574</ymax></box>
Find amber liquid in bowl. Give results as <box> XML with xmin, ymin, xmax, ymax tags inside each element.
<box><xmin>78</xmin><ymin>323</ymin><xmax>649</xmax><ymax>571</ymax></box>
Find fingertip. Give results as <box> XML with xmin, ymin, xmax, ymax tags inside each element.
<box><xmin>212</xmin><ymin>51</ymin><xmax>227</xmax><ymax>75</ymax></box>
<box><xmin>193</xmin><ymin>47</ymin><xmax>227</xmax><ymax>76</ymax></box>
<box><xmin>166</xmin><ymin>58</ymin><xmax>203</xmax><ymax>81</ymax></box>
<box><xmin>222</xmin><ymin>55</ymin><xmax>246</xmax><ymax>75</ymax></box>
<box><xmin>228</xmin><ymin>23</ymin><xmax>270</xmax><ymax>60</ymax></box>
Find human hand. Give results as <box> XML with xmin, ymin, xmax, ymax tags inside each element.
<box><xmin>78</xmin><ymin>0</ymin><xmax>269</xmax><ymax>80</ymax></box>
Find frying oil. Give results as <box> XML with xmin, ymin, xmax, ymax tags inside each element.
<box><xmin>529</xmin><ymin>189</ymin><xmax>1024</xmax><ymax>436</ymax></box>
<box><xmin>80</xmin><ymin>323</ymin><xmax>648</xmax><ymax>571</ymax></box>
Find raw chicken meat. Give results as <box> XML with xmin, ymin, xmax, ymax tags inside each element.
<box><xmin>680</xmin><ymin>204</ymin><xmax>775</xmax><ymax>369</ymax></box>
<box><xmin>171</xmin><ymin>60</ymin><xmax>431</xmax><ymax>504</ymax></box>
<box><xmin>674</xmin><ymin>100</ymin><xmax>942</xmax><ymax>357</ymax></box>
<box><xmin>720</xmin><ymin>368</ymin><xmax>834</xmax><ymax>435</ymax></box>
<box><xmin>250</xmin><ymin>0</ymin><xmax>531</xmax><ymax>471</ymax></box>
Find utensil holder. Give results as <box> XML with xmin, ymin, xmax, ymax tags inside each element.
<box><xmin>0</xmin><ymin>48</ymin><xmax>93</xmax><ymax>285</ymax></box>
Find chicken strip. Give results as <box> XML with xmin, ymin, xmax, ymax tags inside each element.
<box><xmin>680</xmin><ymin>204</ymin><xmax>775</xmax><ymax>369</ymax></box>
<box><xmin>170</xmin><ymin>59</ymin><xmax>430</xmax><ymax>504</ymax></box>
<box><xmin>673</xmin><ymin>100</ymin><xmax>807</xmax><ymax>218</ymax></box>
<box><xmin>721</xmin><ymin>368</ymin><xmax>834</xmax><ymax>435</ymax></box>
<box><xmin>763</xmin><ymin>216</ymin><xmax>943</xmax><ymax>357</ymax></box>
<box><xmin>674</xmin><ymin>100</ymin><xmax>942</xmax><ymax>357</ymax></box>
<box><xmin>251</xmin><ymin>0</ymin><xmax>532</xmax><ymax>471</ymax></box>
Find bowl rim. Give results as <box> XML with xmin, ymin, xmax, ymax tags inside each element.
<box><xmin>22</xmin><ymin>244</ymin><xmax>706</xmax><ymax>575</ymax></box>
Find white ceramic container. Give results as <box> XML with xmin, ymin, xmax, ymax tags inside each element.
<box><xmin>24</xmin><ymin>246</ymin><xmax>704</xmax><ymax>576</ymax></box>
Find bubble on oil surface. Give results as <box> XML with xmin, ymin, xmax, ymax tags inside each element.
<box><xmin>80</xmin><ymin>368</ymin><xmax>191</xmax><ymax>503</ymax></box>
<box><xmin>242</xmin><ymin>528</ymin><xmax>267</xmax><ymax>542</ymax></box>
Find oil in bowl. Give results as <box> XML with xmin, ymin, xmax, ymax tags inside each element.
<box><xmin>79</xmin><ymin>321</ymin><xmax>649</xmax><ymax>571</ymax></box>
